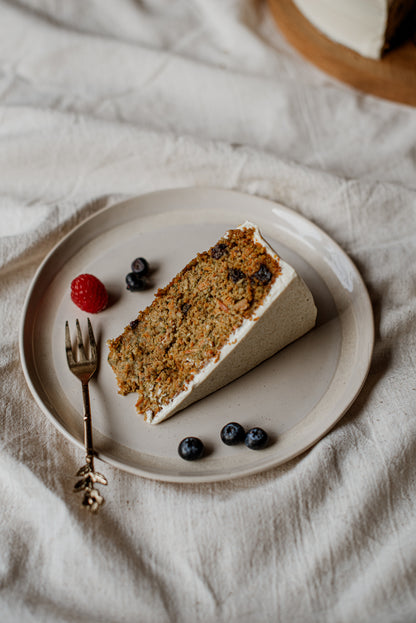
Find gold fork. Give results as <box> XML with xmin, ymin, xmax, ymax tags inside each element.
<box><xmin>65</xmin><ymin>318</ymin><xmax>107</xmax><ymax>513</ymax></box>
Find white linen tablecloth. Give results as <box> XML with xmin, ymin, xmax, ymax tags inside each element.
<box><xmin>1</xmin><ymin>1</ymin><xmax>416</xmax><ymax>622</ymax></box>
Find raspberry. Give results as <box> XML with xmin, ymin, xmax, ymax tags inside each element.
<box><xmin>70</xmin><ymin>274</ymin><xmax>108</xmax><ymax>313</ymax></box>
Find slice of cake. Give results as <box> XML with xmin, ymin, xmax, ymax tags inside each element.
<box><xmin>107</xmin><ymin>222</ymin><xmax>317</xmax><ymax>424</ymax></box>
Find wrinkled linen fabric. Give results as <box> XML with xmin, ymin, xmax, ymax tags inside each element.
<box><xmin>1</xmin><ymin>1</ymin><xmax>416</xmax><ymax>622</ymax></box>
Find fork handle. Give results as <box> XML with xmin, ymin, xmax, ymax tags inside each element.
<box><xmin>82</xmin><ymin>382</ymin><xmax>95</xmax><ymax>468</ymax></box>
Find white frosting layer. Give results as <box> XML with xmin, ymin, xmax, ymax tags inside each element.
<box><xmin>293</xmin><ymin>0</ymin><xmax>393</xmax><ymax>59</ymax></box>
<box><xmin>148</xmin><ymin>222</ymin><xmax>317</xmax><ymax>424</ymax></box>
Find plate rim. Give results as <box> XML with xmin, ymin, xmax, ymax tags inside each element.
<box><xmin>19</xmin><ymin>186</ymin><xmax>374</xmax><ymax>483</ymax></box>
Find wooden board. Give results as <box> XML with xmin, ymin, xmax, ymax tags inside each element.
<box><xmin>268</xmin><ymin>0</ymin><xmax>416</xmax><ymax>107</ymax></box>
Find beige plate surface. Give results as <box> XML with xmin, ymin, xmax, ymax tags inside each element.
<box><xmin>20</xmin><ymin>188</ymin><xmax>374</xmax><ymax>483</ymax></box>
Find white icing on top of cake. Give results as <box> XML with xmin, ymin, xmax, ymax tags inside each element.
<box><xmin>292</xmin><ymin>0</ymin><xmax>394</xmax><ymax>59</ymax></box>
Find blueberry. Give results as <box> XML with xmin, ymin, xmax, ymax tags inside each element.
<box><xmin>126</xmin><ymin>272</ymin><xmax>146</xmax><ymax>291</ymax></box>
<box><xmin>131</xmin><ymin>257</ymin><xmax>149</xmax><ymax>277</ymax></box>
<box><xmin>178</xmin><ymin>437</ymin><xmax>204</xmax><ymax>461</ymax></box>
<box><xmin>244</xmin><ymin>427</ymin><xmax>268</xmax><ymax>450</ymax></box>
<box><xmin>220</xmin><ymin>422</ymin><xmax>245</xmax><ymax>446</ymax></box>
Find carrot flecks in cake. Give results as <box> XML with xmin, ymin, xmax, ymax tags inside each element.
<box><xmin>107</xmin><ymin>225</ymin><xmax>282</xmax><ymax>420</ymax></box>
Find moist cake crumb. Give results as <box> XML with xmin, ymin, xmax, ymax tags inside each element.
<box><xmin>107</xmin><ymin>225</ymin><xmax>281</xmax><ymax>420</ymax></box>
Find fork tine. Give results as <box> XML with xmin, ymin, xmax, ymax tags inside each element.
<box><xmin>65</xmin><ymin>321</ymin><xmax>76</xmax><ymax>366</ymax></box>
<box><xmin>87</xmin><ymin>318</ymin><xmax>97</xmax><ymax>362</ymax></box>
<box><xmin>75</xmin><ymin>319</ymin><xmax>87</xmax><ymax>362</ymax></box>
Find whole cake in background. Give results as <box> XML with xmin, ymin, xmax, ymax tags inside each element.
<box><xmin>107</xmin><ymin>222</ymin><xmax>317</xmax><ymax>424</ymax></box>
<box><xmin>292</xmin><ymin>0</ymin><xmax>416</xmax><ymax>59</ymax></box>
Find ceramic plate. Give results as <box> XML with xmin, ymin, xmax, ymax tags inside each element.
<box><xmin>20</xmin><ymin>187</ymin><xmax>374</xmax><ymax>483</ymax></box>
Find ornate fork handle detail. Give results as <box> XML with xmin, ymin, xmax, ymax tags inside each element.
<box><xmin>65</xmin><ymin>319</ymin><xmax>108</xmax><ymax>513</ymax></box>
<box><xmin>74</xmin><ymin>462</ymin><xmax>108</xmax><ymax>513</ymax></box>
